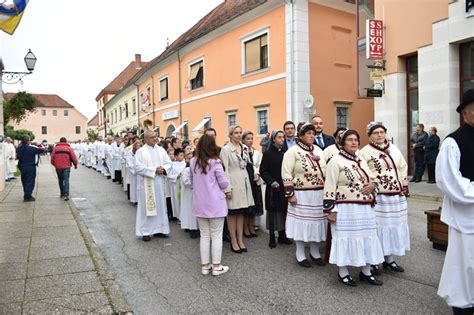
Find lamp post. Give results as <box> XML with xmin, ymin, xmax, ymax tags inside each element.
<box><xmin>0</xmin><ymin>49</ymin><xmax>37</xmax><ymax>192</ymax></box>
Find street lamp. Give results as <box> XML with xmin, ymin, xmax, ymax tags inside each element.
<box><xmin>1</xmin><ymin>49</ymin><xmax>37</xmax><ymax>84</ymax></box>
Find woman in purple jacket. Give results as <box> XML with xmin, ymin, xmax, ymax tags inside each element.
<box><xmin>190</xmin><ymin>135</ymin><xmax>231</xmax><ymax>276</ymax></box>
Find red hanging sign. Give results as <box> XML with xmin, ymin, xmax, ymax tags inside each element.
<box><xmin>366</xmin><ymin>20</ymin><xmax>383</xmax><ymax>59</ymax></box>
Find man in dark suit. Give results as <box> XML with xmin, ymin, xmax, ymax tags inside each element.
<box><xmin>311</xmin><ymin>115</ymin><xmax>335</xmax><ymax>150</ymax></box>
<box><xmin>282</xmin><ymin>121</ymin><xmax>297</xmax><ymax>153</ymax></box>
<box><xmin>16</xmin><ymin>136</ymin><xmax>45</xmax><ymax>201</ymax></box>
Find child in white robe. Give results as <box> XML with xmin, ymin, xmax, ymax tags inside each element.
<box><xmin>167</xmin><ymin>148</ymin><xmax>186</xmax><ymax>222</ymax></box>
<box><xmin>180</xmin><ymin>151</ymin><xmax>199</xmax><ymax>238</ymax></box>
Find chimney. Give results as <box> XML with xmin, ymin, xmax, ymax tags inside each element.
<box><xmin>135</xmin><ymin>54</ymin><xmax>142</xmax><ymax>69</ymax></box>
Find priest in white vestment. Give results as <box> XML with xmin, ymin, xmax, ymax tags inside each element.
<box><xmin>4</xmin><ymin>137</ymin><xmax>16</xmax><ymax>180</ymax></box>
<box><xmin>436</xmin><ymin>90</ymin><xmax>474</xmax><ymax>314</ymax></box>
<box><xmin>135</xmin><ymin>131</ymin><xmax>172</xmax><ymax>241</ymax></box>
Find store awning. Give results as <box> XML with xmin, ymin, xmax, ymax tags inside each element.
<box><xmin>192</xmin><ymin>117</ymin><xmax>210</xmax><ymax>136</ymax></box>
<box><xmin>171</xmin><ymin>121</ymin><xmax>188</xmax><ymax>136</ymax></box>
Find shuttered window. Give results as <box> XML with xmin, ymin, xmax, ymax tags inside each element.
<box><xmin>190</xmin><ymin>61</ymin><xmax>204</xmax><ymax>90</ymax></box>
<box><xmin>245</xmin><ymin>34</ymin><xmax>268</xmax><ymax>73</ymax></box>
<box><xmin>160</xmin><ymin>78</ymin><xmax>168</xmax><ymax>101</ymax></box>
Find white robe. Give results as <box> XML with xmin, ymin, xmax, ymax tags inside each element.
<box><xmin>179</xmin><ymin>167</ymin><xmax>198</xmax><ymax>230</ymax></box>
<box><xmin>167</xmin><ymin>160</ymin><xmax>186</xmax><ymax>220</ymax></box>
<box><xmin>95</xmin><ymin>141</ymin><xmax>106</xmax><ymax>172</ymax></box>
<box><xmin>436</xmin><ymin>137</ymin><xmax>474</xmax><ymax>308</ymax></box>
<box><xmin>103</xmin><ymin>144</ymin><xmax>113</xmax><ymax>177</ymax></box>
<box><xmin>135</xmin><ymin>144</ymin><xmax>172</xmax><ymax>236</ymax></box>
<box><xmin>5</xmin><ymin>142</ymin><xmax>16</xmax><ymax>178</ymax></box>
<box><xmin>125</xmin><ymin>148</ymin><xmax>138</xmax><ymax>203</ymax></box>
<box><xmin>85</xmin><ymin>143</ymin><xmax>93</xmax><ymax>167</ymax></box>
<box><xmin>110</xmin><ymin>142</ymin><xmax>121</xmax><ymax>173</ymax></box>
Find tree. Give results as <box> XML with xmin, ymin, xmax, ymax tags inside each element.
<box><xmin>87</xmin><ymin>128</ymin><xmax>98</xmax><ymax>141</ymax></box>
<box><xmin>4</xmin><ymin>125</ymin><xmax>35</xmax><ymax>141</ymax></box>
<box><xmin>3</xmin><ymin>92</ymin><xmax>37</xmax><ymax>124</ymax></box>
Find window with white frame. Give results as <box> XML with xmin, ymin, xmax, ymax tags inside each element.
<box><xmin>159</xmin><ymin>77</ymin><xmax>169</xmax><ymax>101</ymax></box>
<box><xmin>256</xmin><ymin>108</ymin><xmax>269</xmax><ymax>135</ymax></box>
<box><xmin>124</xmin><ymin>102</ymin><xmax>129</xmax><ymax>118</ymax></box>
<box><xmin>41</xmin><ymin>109</ymin><xmax>46</xmax><ymax>116</ymax></box>
<box><xmin>189</xmin><ymin>60</ymin><xmax>204</xmax><ymax>90</ymax></box>
<box><xmin>64</xmin><ymin>110</ymin><xmax>69</xmax><ymax>116</ymax></box>
<box><xmin>75</xmin><ymin>126</ymin><xmax>81</xmax><ymax>134</ymax></box>
<box><xmin>336</xmin><ymin>106</ymin><xmax>349</xmax><ymax>129</ymax></box>
<box><xmin>119</xmin><ymin>106</ymin><xmax>123</xmax><ymax>121</ymax></box>
<box><xmin>243</xmin><ymin>32</ymin><xmax>268</xmax><ymax>74</ymax></box>
<box><xmin>132</xmin><ymin>98</ymin><xmax>136</xmax><ymax>115</ymax></box>
<box><xmin>41</xmin><ymin>126</ymin><xmax>47</xmax><ymax>134</ymax></box>
<box><xmin>227</xmin><ymin>112</ymin><xmax>237</xmax><ymax>127</ymax></box>
<box><xmin>53</xmin><ymin>110</ymin><xmax>57</xmax><ymax>116</ymax></box>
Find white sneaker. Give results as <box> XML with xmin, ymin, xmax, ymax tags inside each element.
<box><xmin>212</xmin><ymin>265</ymin><xmax>229</xmax><ymax>276</ymax></box>
<box><xmin>201</xmin><ymin>266</ymin><xmax>212</xmax><ymax>275</ymax></box>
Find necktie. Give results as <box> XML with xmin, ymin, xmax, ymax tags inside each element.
<box><xmin>317</xmin><ymin>136</ymin><xmax>324</xmax><ymax>148</ymax></box>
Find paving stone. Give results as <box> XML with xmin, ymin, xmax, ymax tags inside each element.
<box><xmin>25</xmin><ymin>272</ymin><xmax>102</xmax><ymax>301</ymax></box>
<box><xmin>0</xmin><ymin>262</ymin><xmax>27</xmax><ymax>281</ymax></box>
<box><xmin>0</xmin><ymin>302</ymin><xmax>22</xmax><ymax>315</ymax></box>
<box><xmin>33</xmin><ymin>219</ymin><xmax>77</xmax><ymax>228</ymax></box>
<box><xmin>28</xmin><ymin>256</ymin><xmax>95</xmax><ymax>278</ymax></box>
<box><xmin>0</xmin><ymin>236</ymin><xmax>30</xmax><ymax>250</ymax></box>
<box><xmin>22</xmin><ymin>292</ymin><xmax>112</xmax><ymax>314</ymax></box>
<box><xmin>0</xmin><ymin>210</ymin><xmax>33</xmax><ymax>223</ymax></box>
<box><xmin>30</xmin><ymin>233</ymin><xmax>85</xmax><ymax>248</ymax></box>
<box><xmin>33</xmin><ymin>213</ymin><xmax>74</xmax><ymax>221</ymax></box>
<box><xmin>29</xmin><ymin>244</ymin><xmax>88</xmax><ymax>261</ymax></box>
<box><xmin>0</xmin><ymin>279</ymin><xmax>25</xmax><ymax>304</ymax></box>
<box><xmin>32</xmin><ymin>225</ymin><xmax>80</xmax><ymax>237</ymax></box>
<box><xmin>0</xmin><ymin>247</ymin><xmax>29</xmax><ymax>264</ymax></box>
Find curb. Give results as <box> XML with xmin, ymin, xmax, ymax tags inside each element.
<box><xmin>66</xmin><ymin>198</ymin><xmax>133</xmax><ymax>314</ymax></box>
<box><xmin>408</xmin><ymin>194</ymin><xmax>443</xmax><ymax>203</ymax></box>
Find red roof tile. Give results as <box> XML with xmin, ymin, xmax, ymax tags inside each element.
<box><xmin>88</xmin><ymin>113</ymin><xmax>99</xmax><ymax>126</ymax></box>
<box><xmin>4</xmin><ymin>93</ymin><xmax>75</xmax><ymax>108</ymax></box>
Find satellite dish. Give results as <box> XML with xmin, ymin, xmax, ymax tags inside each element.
<box><xmin>304</xmin><ymin>95</ymin><xmax>314</xmax><ymax>108</ymax></box>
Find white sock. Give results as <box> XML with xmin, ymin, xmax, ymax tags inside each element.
<box><xmin>309</xmin><ymin>242</ymin><xmax>321</xmax><ymax>259</ymax></box>
<box><xmin>385</xmin><ymin>255</ymin><xmax>394</xmax><ymax>264</ymax></box>
<box><xmin>338</xmin><ymin>266</ymin><xmax>349</xmax><ymax>278</ymax></box>
<box><xmin>295</xmin><ymin>241</ymin><xmax>306</xmax><ymax>262</ymax></box>
<box><xmin>361</xmin><ymin>264</ymin><xmax>371</xmax><ymax>276</ymax></box>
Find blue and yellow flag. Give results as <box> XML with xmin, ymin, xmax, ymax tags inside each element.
<box><xmin>0</xmin><ymin>0</ymin><xmax>28</xmax><ymax>35</ymax></box>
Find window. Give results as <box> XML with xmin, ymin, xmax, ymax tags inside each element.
<box><xmin>256</xmin><ymin>109</ymin><xmax>268</xmax><ymax>135</ymax></box>
<box><xmin>204</xmin><ymin>117</ymin><xmax>211</xmax><ymax>131</ymax></box>
<box><xmin>119</xmin><ymin>106</ymin><xmax>123</xmax><ymax>121</ymax></box>
<box><xmin>227</xmin><ymin>113</ymin><xmax>237</xmax><ymax>127</ymax></box>
<box><xmin>75</xmin><ymin>126</ymin><xmax>81</xmax><ymax>134</ymax></box>
<box><xmin>41</xmin><ymin>109</ymin><xmax>46</xmax><ymax>116</ymax></box>
<box><xmin>41</xmin><ymin>126</ymin><xmax>47</xmax><ymax>134</ymax></box>
<box><xmin>146</xmin><ymin>86</ymin><xmax>151</xmax><ymax>104</ymax></box>
<box><xmin>124</xmin><ymin>103</ymin><xmax>129</xmax><ymax>118</ymax></box>
<box><xmin>460</xmin><ymin>41</ymin><xmax>474</xmax><ymax>105</ymax></box>
<box><xmin>160</xmin><ymin>77</ymin><xmax>169</xmax><ymax>101</ymax></box>
<box><xmin>64</xmin><ymin>110</ymin><xmax>69</xmax><ymax>116</ymax></box>
<box><xmin>132</xmin><ymin>98</ymin><xmax>137</xmax><ymax>115</ymax></box>
<box><xmin>53</xmin><ymin>110</ymin><xmax>57</xmax><ymax>116</ymax></box>
<box><xmin>189</xmin><ymin>60</ymin><xmax>204</xmax><ymax>90</ymax></box>
<box><xmin>244</xmin><ymin>33</ymin><xmax>268</xmax><ymax>73</ymax></box>
<box><xmin>336</xmin><ymin>107</ymin><xmax>349</xmax><ymax>128</ymax></box>
<box><xmin>114</xmin><ymin>109</ymin><xmax>117</xmax><ymax>123</ymax></box>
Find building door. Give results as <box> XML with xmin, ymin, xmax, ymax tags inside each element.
<box><xmin>166</xmin><ymin>124</ymin><xmax>175</xmax><ymax>137</ymax></box>
<box><xmin>406</xmin><ymin>55</ymin><xmax>418</xmax><ymax>175</ymax></box>
<box><xmin>460</xmin><ymin>41</ymin><xmax>474</xmax><ymax>125</ymax></box>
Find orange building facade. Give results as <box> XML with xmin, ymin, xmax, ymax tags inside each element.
<box><xmin>102</xmin><ymin>0</ymin><xmax>373</xmax><ymax>145</ymax></box>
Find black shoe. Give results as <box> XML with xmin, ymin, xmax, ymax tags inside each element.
<box><xmin>230</xmin><ymin>244</ymin><xmax>242</xmax><ymax>254</ymax></box>
<box><xmin>63</xmin><ymin>196</ymin><xmax>69</xmax><ymax>201</ymax></box>
<box><xmin>427</xmin><ymin>181</ymin><xmax>436</xmax><ymax>184</ymax></box>
<box><xmin>142</xmin><ymin>235</ymin><xmax>151</xmax><ymax>242</ymax></box>
<box><xmin>154</xmin><ymin>233</ymin><xmax>168</xmax><ymax>238</ymax></box>
<box><xmin>223</xmin><ymin>234</ymin><xmax>231</xmax><ymax>243</ymax></box>
<box><xmin>371</xmin><ymin>264</ymin><xmax>381</xmax><ymax>276</ymax></box>
<box><xmin>414</xmin><ymin>179</ymin><xmax>422</xmax><ymax>183</ymax></box>
<box><xmin>278</xmin><ymin>236</ymin><xmax>293</xmax><ymax>245</ymax></box>
<box><xmin>383</xmin><ymin>261</ymin><xmax>405</xmax><ymax>272</ymax></box>
<box><xmin>107</xmin><ymin>176</ymin><xmax>111</xmax><ymax>180</ymax></box>
<box><xmin>189</xmin><ymin>230</ymin><xmax>200</xmax><ymax>239</ymax></box>
<box><xmin>310</xmin><ymin>254</ymin><xmax>326</xmax><ymax>266</ymax></box>
<box><xmin>338</xmin><ymin>274</ymin><xmax>357</xmax><ymax>287</ymax></box>
<box><xmin>240</xmin><ymin>247</ymin><xmax>248</xmax><ymax>253</ymax></box>
<box><xmin>297</xmin><ymin>259</ymin><xmax>312</xmax><ymax>268</ymax></box>
<box><xmin>409</xmin><ymin>177</ymin><xmax>417</xmax><ymax>182</ymax></box>
<box><xmin>250</xmin><ymin>233</ymin><xmax>258</xmax><ymax>237</ymax></box>
<box><xmin>269</xmin><ymin>238</ymin><xmax>277</xmax><ymax>249</ymax></box>
<box><xmin>359</xmin><ymin>271</ymin><xmax>383</xmax><ymax>286</ymax></box>
<box><xmin>24</xmin><ymin>197</ymin><xmax>35</xmax><ymax>202</ymax></box>
<box><xmin>244</xmin><ymin>233</ymin><xmax>253</xmax><ymax>238</ymax></box>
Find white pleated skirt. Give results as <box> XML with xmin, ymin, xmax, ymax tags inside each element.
<box><xmin>374</xmin><ymin>194</ymin><xmax>410</xmax><ymax>256</ymax></box>
<box><xmin>285</xmin><ymin>190</ymin><xmax>326</xmax><ymax>242</ymax></box>
<box><xmin>330</xmin><ymin>203</ymin><xmax>384</xmax><ymax>267</ymax></box>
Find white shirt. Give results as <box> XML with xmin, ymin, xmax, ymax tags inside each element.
<box><xmin>436</xmin><ymin>137</ymin><xmax>474</xmax><ymax>234</ymax></box>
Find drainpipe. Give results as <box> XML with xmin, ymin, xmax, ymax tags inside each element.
<box><xmin>134</xmin><ymin>83</ymin><xmax>140</xmax><ymax>134</ymax></box>
<box><xmin>151</xmin><ymin>76</ymin><xmax>156</xmax><ymax>128</ymax></box>
<box><xmin>290</xmin><ymin>0</ymin><xmax>295</xmax><ymax>122</ymax></box>
<box><xmin>177</xmin><ymin>50</ymin><xmax>183</xmax><ymax>138</ymax></box>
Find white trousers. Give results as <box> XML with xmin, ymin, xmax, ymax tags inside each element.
<box><xmin>197</xmin><ymin>217</ymin><xmax>225</xmax><ymax>265</ymax></box>
<box><xmin>438</xmin><ymin>227</ymin><xmax>474</xmax><ymax>308</ymax></box>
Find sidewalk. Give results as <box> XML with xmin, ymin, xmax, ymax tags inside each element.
<box><xmin>408</xmin><ymin>180</ymin><xmax>444</xmax><ymax>202</ymax></box>
<box><xmin>0</xmin><ymin>158</ymin><xmax>131</xmax><ymax>314</ymax></box>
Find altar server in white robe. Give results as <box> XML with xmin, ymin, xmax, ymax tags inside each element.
<box><xmin>436</xmin><ymin>89</ymin><xmax>474</xmax><ymax>314</ymax></box>
<box><xmin>4</xmin><ymin>137</ymin><xmax>16</xmax><ymax>180</ymax></box>
<box><xmin>167</xmin><ymin>148</ymin><xmax>186</xmax><ymax>221</ymax></box>
<box><xmin>85</xmin><ymin>140</ymin><xmax>93</xmax><ymax>168</ymax></box>
<box><xmin>135</xmin><ymin>131</ymin><xmax>172</xmax><ymax>241</ymax></box>
<box><xmin>103</xmin><ymin>138</ymin><xmax>113</xmax><ymax>178</ymax></box>
<box><xmin>126</xmin><ymin>140</ymin><xmax>141</xmax><ymax>204</ymax></box>
<box><xmin>179</xmin><ymin>151</ymin><xmax>199</xmax><ymax>238</ymax></box>
<box><xmin>95</xmin><ymin>137</ymin><xmax>106</xmax><ymax>172</ymax></box>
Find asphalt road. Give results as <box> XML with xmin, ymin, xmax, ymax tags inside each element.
<box><xmin>69</xmin><ymin>165</ymin><xmax>450</xmax><ymax>314</ymax></box>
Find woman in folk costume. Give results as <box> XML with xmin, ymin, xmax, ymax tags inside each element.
<box><xmin>126</xmin><ymin>140</ymin><xmax>142</xmax><ymax>204</ymax></box>
<box><xmin>323</xmin><ymin>127</ymin><xmax>347</xmax><ymax>163</ymax></box>
<box><xmin>323</xmin><ymin>130</ymin><xmax>384</xmax><ymax>286</ymax></box>
<box><xmin>359</xmin><ymin>122</ymin><xmax>410</xmax><ymax>275</ymax></box>
<box><xmin>242</xmin><ymin>131</ymin><xmax>264</xmax><ymax>237</ymax></box>
<box><xmin>282</xmin><ymin>122</ymin><xmax>327</xmax><ymax>267</ymax></box>
<box><xmin>180</xmin><ymin>150</ymin><xmax>199</xmax><ymax>238</ymax></box>
<box><xmin>220</xmin><ymin>125</ymin><xmax>255</xmax><ymax>254</ymax></box>
<box><xmin>259</xmin><ymin>130</ymin><xmax>293</xmax><ymax>248</ymax></box>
